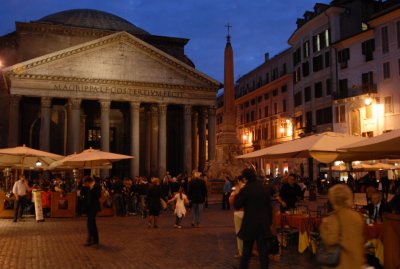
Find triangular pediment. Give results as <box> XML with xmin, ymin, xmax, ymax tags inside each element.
<box><xmin>4</xmin><ymin>32</ymin><xmax>220</xmax><ymax>91</ymax></box>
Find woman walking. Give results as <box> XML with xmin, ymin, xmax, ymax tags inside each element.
<box><xmin>146</xmin><ymin>178</ymin><xmax>162</xmax><ymax>228</ymax></box>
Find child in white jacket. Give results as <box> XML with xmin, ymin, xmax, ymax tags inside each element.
<box><xmin>168</xmin><ymin>186</ymin><xmax>189</xmax><ymax>228</ymax></box>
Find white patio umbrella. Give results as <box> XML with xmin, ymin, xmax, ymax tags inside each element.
<box><xmin>48</xmin><ymin>148</ymin><xmax>133</xmax><ymax>172</ymax></box>
<box><xmin>0</xmin><ymin>145</ymin><xmax>63</xmax><ymax>172</ymax></box>
<box><xmin>236</xmin><ymin>132</ymin><xmax>367</xmax><ymax>163</ymax></box>
<box><xmin>338</xmin><ymin>129</ymin><xmax>400</xmax><ymax>159</ymax></box>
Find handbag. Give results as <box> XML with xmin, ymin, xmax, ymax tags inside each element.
<box><xmin>160</xmin><ymin>198</ymin><xmax>167</xmax><ymax>210</ymax></box>
<box><xmin>316</xmin><ymin>213</ymin><xmax>342</xmax><ymax>267</ymax></box>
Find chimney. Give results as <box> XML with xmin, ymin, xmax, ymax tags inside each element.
<box><xmin>264</xmin><ymin>52</ymin><xmax>270</xmax><ymax>62</ymax></box>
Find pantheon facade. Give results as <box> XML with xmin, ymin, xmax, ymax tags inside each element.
<box><xmin>0</xmin><ymin>9</ymin><xmax>221</xmax><ymax>178</ymax></box>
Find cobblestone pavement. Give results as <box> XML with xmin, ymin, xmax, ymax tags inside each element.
<box><xmin>0</xmin><ymin>204</ymin><xmax>319</xmax><ymax>269</ymax></box>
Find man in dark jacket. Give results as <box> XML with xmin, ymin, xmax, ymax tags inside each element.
<box><xmin>234</xmin><ymin>168</ymin><xmax>272</xmax><ymax>269</ymax></box>
<box><xmin>81</xmin><ymin>176</ymin><xmax>101</xmax><ymax>246</ymax></box>
<box><xmin>188</xmin><ymin>174</ymin><xmax>207</xmax><ymax>227</ymax></box>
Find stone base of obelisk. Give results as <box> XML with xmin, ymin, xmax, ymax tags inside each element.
<box><xmin>206</xmin><ymin>142</ymin><xmax>247</xmax><ymax>180</ymax></box>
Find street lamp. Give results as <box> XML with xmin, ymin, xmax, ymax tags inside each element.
<box><xmin>35</xmin><ymin>160</ymin><xmax>42</xmax><ymax>167</ymax></box>
<box><xmin>364</xmin><ymin>96</ymin><xmax>372</xmax><ymax>106</ymax></box>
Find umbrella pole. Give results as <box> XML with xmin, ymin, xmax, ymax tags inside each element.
<box><xmin>328</xmin><ymin>162</ymin><xmax>333</xmax><ymax>183</ymax></box>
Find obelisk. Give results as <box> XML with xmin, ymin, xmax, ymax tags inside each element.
<box><xmin>206</xmin><ymin>24</ymin><xmax>245</xmax><ymax>179</ymax></box>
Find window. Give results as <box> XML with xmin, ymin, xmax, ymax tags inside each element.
<box><xmin>294</xmin><ymin>67</ymin><xmax>301</xmax><ymax>84</ymax></box>
<box><xmin>362</xmin><ymin>72</ymin><xmax>374</xmax><ymax>88</ymax></box>
<box><xmin>293</xmin><ymin>47</ymin><xmax>301</xmax><ymax>67</ymax></box>
<box><xmin>383</xmin><ymin>62</ymin><xmax>391</xmax><ymax>79</ymax></box>
<box><xmin>294</xmin><ymin>92</ymin><xmax>302</xmax><ymax>107</ymax></box>
<box><xmin>240</xmin><ymin>104</ymin><xmax>243</xmax><ymax>110</ymax></box>
<box><xmin>295</xmin><ymin>115</ymin><xmax>303</xmax><ymax>129</ymax></box>
<box><xmin>325</xmin><ymin>51</ymin><xmax>330</xmax><ymax>67</ymax></box>
<box><xmin>382</xmin><ymin>26</ymin><xmax>389</xmax><ymax>54</ymax></box>
<box><xmin>281</xmin><ymin>85</ymin><xmax>287</xmax><ymax>93</ymax></box>
<box><xmin>263</xmin><ymin>127</ymin><xmax>268</xmax><ymax>140</ymax></box>
<box><xmin>304</xmin><ymin>86</ymin><xmax>312</xmax><ymax>102</ymax></box>
<box><xmin>274</xmin><ymin>103</ymin><xmax>278</xmax><ymax>114</ymax></box>
<box><xmin>251</xmin><ymin>111</ymin><xmax>255</xmax><ymax>121</ymax></box>
<box><xmin>272</xmin><ymin>89</ymin><xmax>278</xmax><ymax>96</ymax></box>
<box><xmin>264</xmin><ymin>105</ymin><xmax>269</xmax><ymax>117</ymax></box>
<box><xmin>246</xmin><ymin>113</ymin><xmax>249</xmax><ymax>123</ymax></box>
<box><xmin>397</xmin><ymin>21</ymin><xmax>400</xmax><ymax>49</ymax></box>
<box><xmin>362</xmin><ymin>39</ymin><xmax>375</xmax><ymax>61</ymax></box>
<box><xmin>265</xmin><ymin>73</ymin><xmax>270</xmax><ymax>84</ymax></box>
<box><xmin>302</xmin><ymin>61</ymin><xmax>310</xmax><ymax>77</ymax></box>
<box><xmin>313</xmin><ymin>55</ymin><xmax>323</xmax><ymax>72</ymax></box>
<box><xmin>258</xmin><ymin>96</ymin><xmax>262</xmax><ymax>103</ymax></box>
<box><xmin>338</xmin><ymin>79</ymin><xmax>348</xmax><ymax>99</ymax></box>
<box><xmin>338</xmin><ymin>48</ymin><xmax>350</xmax><ymax>69</ymax></box>
<box><xmin>303</xmin><ymin>40</ymin><xmax>310</xmax><ymax>58</ymax></box>
<box><xmin>283</xmin><ymin>99</ymin><xmax>287</xmax><ymax>112</ymax></box>
<box><xmin>282</xmin><ymin>63</ymin><xmax>287</xmax><ymax>75</ymax></box>
<box><xmin>335</xmin><ymin>105</ymin><xmax>346</xmax><ymax>123</ymax></box>
<box><xmin>306</xmin><ymin>111</ymin><xmax>313</xmax><ymax>131</ymax></box>
<box><xmin>245</xmin><ymin>102</ymin><xmax>249</xmax><ymax>108</ymax></box>
<box><xmin>272</xmin><ymin>68</ymin><xmax>279</xmax><ymax>80</ymax></box>
<box><xmin>251</xmin><ymin>99</ymin><xmax>256</xmax><ymax>105</ymax></box>
<box><xmin>259</xmin><ymin>108</ymin><xmax>262</xmax><ymax>119</ymax></box>
<box><xmin>264</xmin><ymin>93</ymin><xmax>269</xmax><ymax>100</ymax></box>
<box><xmin>312</xmin><ymin>29</ymin><xmax>330</xmax><ymax>53</ymax></box>
<box><xmin>314</xmin><ymin>81</ymin><xmax>323</xmax><ymax>98</ymax></box>
<box><xmin>240</xmin><ymin>115</ymin><xmax>243</xmax><ymax>124</ymax></box>
<box><xmin>316</xmin><ymin>107</ymin><xmax>332</xmax><ymax>125</ymax></box>
<box><xmin>385</xmin><ymin>96</ymin><xmax>393</xmax><ymax>114</ymax></box>
<box><xmin>326</xmin><ymin>79</ymin><xmax>332</xmax><ymax>95</ymax></box>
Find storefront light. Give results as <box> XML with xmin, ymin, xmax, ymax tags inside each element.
<box><xmin>364</xmin><ymin>97</ymin><xmax>372</xmax><ymax>106</ymax></box>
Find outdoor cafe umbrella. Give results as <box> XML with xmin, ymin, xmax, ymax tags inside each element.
<box><xmin>338</xmin><ymin>129</ymin><xmax>400</xmax><ymax>160</ymax></box>
<box><xmin>48</xmin><ymin>148</ymin><xmax>133</xmax><ymax>172</ymax></box>
<box><xmin>236</xmin><ymin>132</ymin><xmax>367</xmax><ymax>163</ymax></box>
<box><xmin>0</xmin><ymin>145</ymin><xmax>63</xmax><ymax>172</ymax></box>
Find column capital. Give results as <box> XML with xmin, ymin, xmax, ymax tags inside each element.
<box><xmin>130</xmin><ymin>101</ymin><xmax>141</xmax><ymax>112</ymax></box>
<box><xmin>9</xmin><ymin>95</ymin><xmax>21</xmax><ymax>106</ymax></box>
<box><xmin>150</xmin><ymin>104</ymin><xmax>158</xmax><ymax>114</ymax></box>
<box><xmin>208</xmin><ymin>106</ymin><xmax>216</xmax><ymax>116</ymax></box>
<box><xmin>184</xmin><ymin>104</ymin><xmax>192</xmax><ymax>115</ymax></box>
<box><xmin>99</xmin><ymin>100</ymin><xmax>111</xmax><ymax>112</ymax></box>
<box><xmin>158</xmin><ymin>103</ymin><xmax>167</xmax><ymax>115</ymax></box>
<box><xmin>69</xmin><ymin>98</ymin><xmax>82</xmax><ymax>110</ymax></box>
<box><xmin>41</xmin><ymin>97</ymin><xmax>52</xmax><ymax>108</ymax></box>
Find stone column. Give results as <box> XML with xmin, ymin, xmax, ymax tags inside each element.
<box><xmin>8</xmin><ymin>95</ymin><xmax>21</xmax><ymax>147</ymax></box>
<box><xmin>150</xmin><ymin>105</ymin><xmax>159</xmax><ymax>176</ymax></box>
<box><xmin>183</xmin><ymin>104</ymin><xmax>192</xmax><ymax>175</ymax></box>
<box><xmin>208</xmin><ymin>106</ymin><xmax>216</xmax><ymax>161</ymax></box>
<box><xmin>130</xmin><ymin>102</ymin><xmax>140</xmax><ymax>178</ymax></box>
<box><xmin>69</xmin><ymin>98</ymin><xmax>81</xmax><ymax>154</ymax></box>
<box><xmin>192</xmin><ymin>110</ymin><xmax>198</xmax><ymax>171</ymax></box>
<box><xmin>39</xmin><ymin>97</ymin><xmax>52</xmax><ymax>151</ymax></box>
<box><xmin>198</xmin><ymin>108</ymin><xmax>206</xmax><ymax>172</ymax></box>
<box><xmin>100</xmin><ymin>100</ymin><xmax>110</xmax><ymax>178</ymax></box>
<box><xmin>158</xmin><ymin>103</ymin><xmax>167</xmax><ymax>179</ymax></box>
<box><xmin>145</xmin><ymin>108</ymin><xmax>151</xmax><ymax>177</ymax></box>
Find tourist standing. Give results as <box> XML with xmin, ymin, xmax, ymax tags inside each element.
<box><xmin>320</xmin><ymin>184</ymin><xmax>365</xmax><ymax>269</ymax></box>
<box><xmin>12</xmin><ymin>175</ymin><xmax>29</xmax><ymax>222</ymax></box>
<box><xmin>222</xmin><ymin>176</ymin><xmax>232</xmax><ymax>210</ymax></box>
<box><xmin>188</xmin><ymin>173</ymin><xmax>207</xmax><ymax>227</ymax></box>
<box><xmin>168</xmin><ymin>186</ymin><xmax>189</xmax><ymax>228</ymax></box>
<box><xmin>147</xmin><ymin>178</ymin><xmax>162</xmax><ymax>228</ymax></box>
<box><xmin>276</xmin><ymin>174</ymin><xmax>301</xmax><ymax>212</ymax></box>
<box><xmin>229</xmin><ymin>177</ymin><xmax>245</xmax><ymax>258</ymax></box>
<box><xmin>234</xmin><ymin>168</ymin><xmax>272</xmax><ymax>269</ymax></box>
<box><xmin>81</xmin><ymin>176</ymin><xmax>101</xmax><ymax>246</ymax></box>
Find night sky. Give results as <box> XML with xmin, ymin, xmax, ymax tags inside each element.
<box><xmin>1</xmin><ymin>0</ymin><xmax>331</xmax><ymax>87</ymax></box>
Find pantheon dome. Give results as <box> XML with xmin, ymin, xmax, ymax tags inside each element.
<box><xmin>36</xmin><ymin>9</ymin><xmax>150</xmax><ymax>35</ymax></box>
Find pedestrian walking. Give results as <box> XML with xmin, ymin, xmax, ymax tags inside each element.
<box><xmin>12</xmin><ymin>175</ymin><xmax>29</xmax><ymax>222</ymax></box>
<box><xmin>319</xmin><ymin>184</ymin><xmax>365</xmax><ymax>269</ymax></box>
<box><xmin>81</xmin><ymin>176</ymin><xmax>101</xmax><ymax>246</ymax></box>
<box><xmin>234</xmin><ymin>168</ymin><xmax>272</xmax><ymax>269</ymax></box>
<box><xmin>188</xmin><ymin>172</ymin><xmax>207</xmax><ymax>227</ymax></box>
<box><xmin>147</xmin><ymin>177</ymin><xmax>162</xmax><ymax>228</ymax></box>
<box><xmin>168</xmin><ymin>186</ymin><xmax>189</xmax><ymax>228</ymax></box>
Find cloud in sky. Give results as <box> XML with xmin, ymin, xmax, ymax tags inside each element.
<box><xmin>0</xmin><ymin>0</ymin><xmax>331</xmax><ymax>83</ymax></box>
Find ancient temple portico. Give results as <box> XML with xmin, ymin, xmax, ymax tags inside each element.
<box><xmin>2</xmin><ymin>31</ymin><xmax>221</xmax><ymax>178</ymax></box>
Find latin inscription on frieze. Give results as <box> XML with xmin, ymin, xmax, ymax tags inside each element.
<box><xmin>53</xmin><ymin>84</ymin><xmax>184</xmax><ymax>98</ymax></box>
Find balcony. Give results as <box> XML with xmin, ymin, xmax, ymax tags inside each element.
<box><xmin>333</xmin><ymin>83</ymin><xmax>377</xmax><ymax>100</ymax></box>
